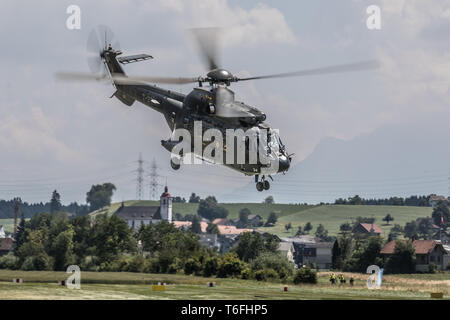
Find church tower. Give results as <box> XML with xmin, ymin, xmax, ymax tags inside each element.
<box><xmin>160</xmin><ymin>186</ymin><xmax>172</xmax><ymax>222</ymax></box>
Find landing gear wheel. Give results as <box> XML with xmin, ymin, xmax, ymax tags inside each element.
<box><xmin>170</xmin><ymin>158</ymin><xmax>181</xmax><ymax>170</ymax></box>
<box><xmin>263</xmin><ymin>180</ymin><xmax>270</xmax><ymax>190</ymax></box>
<box><xmin>256</xmin><ymin>181</ymin><xmax>264</xmax><ymax>192</ymax></box>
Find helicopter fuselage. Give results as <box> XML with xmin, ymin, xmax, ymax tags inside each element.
<box><xmin>104</xmin><ymin>49</ymin><xmax>290</xmax><ymax>191</ymax></box>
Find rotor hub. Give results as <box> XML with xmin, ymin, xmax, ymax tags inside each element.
<box><xmin>206</xmin><ymin>68</ymin><xmax>235</xmax><ymax>83</ymax></box>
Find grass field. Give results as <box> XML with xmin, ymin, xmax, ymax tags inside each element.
<box><xmin>0</xmin><ymin>270</ymin><xmax>448</xmax><ymax>300</ymax></box>
<box><xmin>0</xmin><ymin>219</ymin><xmax>15</xmax><ymax>233</ymax></box>
<box><xmin>89</xmin><ymin>202</ymin><xmax>432</xmax><ymax>237</ymax></box>
<box><xmin>258</xmin><ymin>205</ymin><xmax>432</xmax><ymax>237</ymax></box>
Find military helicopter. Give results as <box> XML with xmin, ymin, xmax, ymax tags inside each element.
<box><xmin>56</xmin><ymin>26</ymin><xmax>378</xmax><ymax>192</ymax></box>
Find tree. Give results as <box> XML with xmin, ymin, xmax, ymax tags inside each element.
<box><xmin>189</xmin><ymin>193</ymin><xmax>201</xmax><ymax>203</ymax></box>
<box><xmin>295</xmin><ymin>226</ymin><xmax>304</xmax><ymax>236</ymax></box>
<box><xmin>385</xmin><ymin>240</ymin><xmax>416</xmax><ymax>274</ymax></box>
<box><xmin>239</xmin><ymin>208</ymin><xmax>251</xmax><ymax>225</ymax></box>
<box><xmin>404</xmin><ymin>220</ymin><xmax>419</xmax><ymax>239</ymax></box>
<box><xmin>388</xmin><ymin>224</ymin><xmax>403</xmax><ymax>241</ymax></box>
<box><xmin>432</xmin><ymin>200</ymin><xmax>449</xmax><ymax>229</ymax></box>
<box><xmin>264</xmin><ymin>196</ymin><xmax>274</xmax><ymax>204</ymax></box>
<box><xmin>284</xmin><ymin>223</ymin><xmax>292</xmax><ymax>232</ymax></box>
<box><xmin>339</xmin><ymin>222</ymin><xmax>352</xmax><ymax>234</ymax></box>
<box><xmin>14</xmin><ymin>213</ymin><xmax>26</xmax><ymax>255</ymax></box>
<box><xmin>265</xmin><ymin>212</ymin><xmax>277</xmax><ymax>227</ymax></box>
<box><xmin>250</xmin><ymin>252</ymin><xmax>294</xmax><ymax>279</ymax></box>
<box><xmin>234</xmin><ymin>232</ymin><xmax>279</xmax><ymax>262</ymax></box>
<box><xmin>348</xmin><ymin>195</ymin><xmax>363</xmax><ymax>205</ymax></box>
<box><xmin>304</xmin><ymin>222</ymin><xmax>313</xmax><ymax>233</ymax></box>
<box><xmin>50</xmin><ymin>190</ymin><xmax>62</xmax><ymax>213</ymax></box>
<box><xmin>49</xmin><ymin>226</ymin><xmax>75</xmax><ymax>270</ymax></box>
<box><xmin>382</xmin><ymin>213</ymin><xmax>394</xmax><ymax>225</ymax></box>
<box><xmin>86</xmin><ymin>183</ymin><xmax>116</xmax><ymax>211</ymax></box>
<box><xmin>197</xmin><ymin>196</ymin><xmax>228</xmax><ymax>221</ymax></box>
<box><xmin>191</xmin><ymin>215</ymin><xmax>202</xmax><ymax>234</ymax></box>
<box><xmin>315</xmin><ymin>224</ymin><xmax>328</xmax><ymax>240</ymax></box>
<box><xmin>206</xmin><ymin>223</ymin><xmax>220</xmax><ymax>235</ymax></box>
<box><xmin>417</xmin><ymin>218</ymin><xmax>433</xmax><ymax>239</ymax></box>
<box><xmin>331</xmin><ymin>240</ymin><xmax>342</xmax><ymax>270</ymax></box>
<box><xmin>92</xmin><ymin>213</ymin><xmax>135</xmax><ymax>263</ymax></box>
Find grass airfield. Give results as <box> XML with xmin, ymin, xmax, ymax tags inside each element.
<box><xmin>0</xmin><ymin>270</ymin><xmax>448</xmax><ymax>300</ymax></box>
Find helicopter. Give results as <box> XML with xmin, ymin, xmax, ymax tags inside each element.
<box><xmin>56</xmin><ymin>26</ymin><xmax>379</xmax><ymax>192</ymax></box>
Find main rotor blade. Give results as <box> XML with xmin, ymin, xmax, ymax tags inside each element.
<box><xmin>190</xmin><ymin>27</ymin><xmax>220</xmax><ymax>71</ymax></box>
<box><xmin>236</xmin><ymin>60</ymin><xmax>380</xmax><ymax>82</ymax></box>
<box><xmin>112</xmin><ymin>75</ymin><xmax>200</xmax><ymax>85</ymax></box>
<box><xmin>54</xmin><ymin>72</ymin><xmax>108</xmax><ymax>82</ymax></box>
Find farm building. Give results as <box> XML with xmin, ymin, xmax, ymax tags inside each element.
<box><xmin>353</xmin><ymin>223</ymin><xmax>384</xmax><ymax>236</ymax></box>
<box><xmin>381</xmin><ymin>240</ymin><xmax>448</xmax><ymax>272</ymax></box>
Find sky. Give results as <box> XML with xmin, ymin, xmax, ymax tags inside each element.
<box><xmin>0</xmin><ymin>0</ymin><xmax>449</xmax><ymax>204</ymax></box>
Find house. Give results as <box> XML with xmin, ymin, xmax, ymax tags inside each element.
<box><xmin>429</xmin><ymin>195</ymin><xmax>449</xmax><ymax>208</ymax></box>
<box><xmin>279</xmin><ymin>235</ymin><xmax>334</xmax><ymax>270</ymax></box>
<box><xmin>115</xmin><ymin>186</ymin><xmax>172</xmax><ymax>230</ymax></box>
<box><xmin>216</xmin><ymin>226</ymin><xmax>254</xmax><ymax>253</ymax></box>
<box><xmin>353</xmin><ymin>223</ymin><xmax>384</xmax><ymax>236</ymax></box>
<box><xmin>381</xmin><ymin>240</ymin><xmax>448</xmax><ymax>272</ymax></box>
<box><xmin>315</xmin><ymin>241</ymin><xmax>334</xmax><ymax>270</ymax></box>
<box><xmin>443</xmin><ymin>245</ymin><xmax>450</xmax><ymax>269</ymax></box>
<box><xmin>0</xmin><ymin>225</ymin><xmax>5</xmax><ymax>238</ymax></box>
<box><xmin>277</xmin><ymin>242</ymin><xmax>295</xmax><ymax>264</ymax></box>
<box><xmin>199</xmin><ymin>234</ymin><xmax>220</xmax><ymax>250</ymax></box>
<box><xmin>0</xmin><ymin>238</ymin><xmax>14</xmax><ymax>256</ymax></box>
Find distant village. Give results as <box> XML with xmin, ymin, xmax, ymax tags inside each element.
<box><xmin>0</xmin><ymin>186</ymin><xmax>449</xmax><ymax>279</ymax></box>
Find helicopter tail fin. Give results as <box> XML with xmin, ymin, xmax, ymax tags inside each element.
<box><xmin>111</xmin><ymin>90</ymin><xmax>135</xmax><ymax>106</ymax></box>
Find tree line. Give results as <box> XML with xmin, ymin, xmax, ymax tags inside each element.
<box><xmin>335</xmin><ymin>195</ymin><xmax>431</xmax><ymax>206</ymax></box>
<box><xmin>0</xmin><ymin>211</ymin><xmax>316</xmax><ymax>283</ymax></box>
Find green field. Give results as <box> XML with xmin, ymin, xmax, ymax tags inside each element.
<box><xmin>0</xmin><ymin>270</ymin><xmax>448</xmax><ymax>300</ymax></box>
<box><xmin>89</xmin><ymin>202</ymin><xmax>432</xmax><ymax>237</ymax></box>
<box><xmin>258</xmin><ymin>205</ymin><xmax>433</xmax><ymax>237</ymax></box>
<box><xmin>0</xmin><ymin>219</ymin><xmax>15</xmax><ymax>233</ymax></box>
<box><xmin>89</xmin><ymin>201</ymin><xmax>314</xmax><ymax>220</ymax></box>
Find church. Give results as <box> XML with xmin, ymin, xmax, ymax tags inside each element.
<box><xmin>115</xmin><ymin>186</ymin><xmax>172</xmax><ymax>230</ymax></box>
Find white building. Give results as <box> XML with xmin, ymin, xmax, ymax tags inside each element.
<box><xmin>0</xmin><ymin>226</ymin><xmax>5</xmax><ymax>238</ymax></box>
<box><xmin>116</xmin><ymin>186</ymin><xmax>172</xmax><ymax>230</ymax></box>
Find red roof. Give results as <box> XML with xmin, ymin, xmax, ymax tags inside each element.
<box><xmin>359</xmin><ymin>223</ymin><xmax>384</xmax><ymax>234</ymax></box>
<box><xmin>381</xmin><ymin>240</ymin><xmax>442</xmax><ymax>255</ymax></box>
<box><xmin>217</xmin><ymin>225</ymin><xmax>253</xmax><ymax>235</ymax></box>
<box><xmin>161</xmin><ymin>186</ymin><xmax>171</xmax><ymax>198</ymax></box>
<box><xmin>212</xmin><ymin>218</ymin><xmax>228</xmax><ymax>225</ymax></box>
<box><xmin>173</xmin><ymin>221</ymin><xmax>207</xmax><ymax>233</ymax></box>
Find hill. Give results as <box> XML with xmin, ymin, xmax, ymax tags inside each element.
<box><xmin>88</xmin><ymin>201</ymin><xmax>313</xmax><ymax>220</ymax></box>
<box><xmin>88</xmin><ymin>202</ymin><xmax>432</xmax><ymax>237</ymax></box>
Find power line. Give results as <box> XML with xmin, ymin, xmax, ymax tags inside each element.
<box><xmin>148</xmin><ymin>158</ymin><xmax>161</xmax><ymax>200</ymax></box>
<box><xmin>135</xmin><ymin>153</ymin><xmax>145</xmax><ymax>200</ymax></box>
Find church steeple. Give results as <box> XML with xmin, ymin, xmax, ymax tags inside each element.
<box><xmin>160</xmin><ymin>185</ymin><xmax>172</xmax><ymax>222</ymax></box>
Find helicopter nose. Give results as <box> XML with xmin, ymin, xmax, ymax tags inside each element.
<box><xmin>278</xmin><ymin>156</ymin><xmax>290</xmax><ymax>173</ymax></box>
